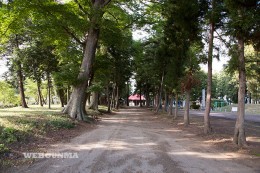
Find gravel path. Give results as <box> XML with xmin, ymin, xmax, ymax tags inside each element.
<box><xmin>10</xmin><ymin>107</ymin><xmax>259</xmax><ymax>173</ymax></box>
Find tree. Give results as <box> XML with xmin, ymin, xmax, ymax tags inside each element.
<box><xmin>181</xmin><ymin>44</ymin><xmax>201</xmax><ymax>126</ymax></box>
<box><xmin>224</xmin><ymin>0</ymin><xmax>260</xmax><ymax>147</ymax></box>
<box><xmin>0</xmin><ymin>81</ymin><xmax>20</xmax><ymax>106</ymax></box>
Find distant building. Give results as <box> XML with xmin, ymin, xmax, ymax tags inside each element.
<box><xmin>128</xmin><ymin>94</ymin><xmax>146</xmax><ymax>106</ymax></box>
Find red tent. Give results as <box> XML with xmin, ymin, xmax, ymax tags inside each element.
<box><xmin>128</xmin><ymin>94</ymin><xmax>146</xmax><ymax>101</ymax></box>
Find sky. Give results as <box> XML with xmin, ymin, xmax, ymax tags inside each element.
<box><xmin>0</xmin><ymin>59</ymin><xmax>8</xmax><ymax>80</ymax></box>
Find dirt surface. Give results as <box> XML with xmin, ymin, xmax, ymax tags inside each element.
<box><xmin>6</xmin><ymin>107</ymin><xmax>260</xmax><ymax>173</ymax></box>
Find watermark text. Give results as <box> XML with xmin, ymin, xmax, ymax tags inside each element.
<box><xmin>23</xmin><ymin>152</ymin><xmax>79</xmax><ymax>159</ymax></box>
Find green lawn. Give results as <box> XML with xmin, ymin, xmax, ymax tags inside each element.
<box><xmin>0</xmin><ymin>105</ymin><xmax>75</xmax><ymax>155</ymax></box>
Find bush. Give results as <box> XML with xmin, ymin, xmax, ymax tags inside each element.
<box><xmin>0</xmin><ymin>144</ymin><xmax>9</xmax><ymax>154</ymax></box>
<box><xmin>0</xmin><ymin>127</ymin><xmax>18</xmax><ymax>143</ymax></box>
<box><xmin>47</xmin><ymin>117</ymin><xmax>75</xmax><ymax>129</ymax></box>
<box><xmin>190</xmin><ymin>104</ymin><xmax>200</xmax><ymax>109</ymax></box>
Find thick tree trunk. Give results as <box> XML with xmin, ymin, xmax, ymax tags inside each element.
<box><xmin>37</xmin><ymin>81</ymin><xmax>43</xmax><ymax>107</ymax></box>
<box><xmin>174</xmin><ymin>93</ymin><xmax>178</xmax><ymax>119</ymax></box>
<box><xmin>17</xmin><ymin>62</ymin><xmax>28</xmax><ymax>108</ymax></box>
<box><xmin>184</xmin><ymin>90</ymin><xmax>190</xmax><ymax>126</ymax></box>
<box><xmin>233</xmin><ymin>37</ymin><xmax>247</xmax><ymax>147</ymax></box>
<box><xmin>204</xmin><ymin>16</ymin><xmax>214</xmax><ymax>134</ymax></box>
<box><xmin>62</xmin><ymin>19</ymin><xmax>100</xmax><ymax>120</ymax></box>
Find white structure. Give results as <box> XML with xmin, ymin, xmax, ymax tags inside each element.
<box><xmin>201</xmin><ymin>89</ymin><xmax>206</xmax><ymax>110</ymax></box>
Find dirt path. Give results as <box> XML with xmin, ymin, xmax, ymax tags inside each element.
<box><xmin>9</xmin><ymin>107</ymin><xmax>260</xmax><ymax>173</ymax></box>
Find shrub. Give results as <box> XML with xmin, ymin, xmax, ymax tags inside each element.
<box><xmin>0</xmin><ymin>127</ymin><xmax>18</xmax><ymax>143</ymax></box>
<box><xmin>190</xmin><ymin>104</ymin><xmax>200</xmax><ymax>109</ymax></box>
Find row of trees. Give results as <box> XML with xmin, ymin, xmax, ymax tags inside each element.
<box><xmin>132</xmin><ymin>0</ymin><xmax>259</xmax><ymax>147</ymax></box>
<box><xmin>0</xmin><ymin>0</ymin><xmax>137</xmax><ymax>115</ymax></box>
<box><xmin>0</xmin><ymin>0</ymin><xmax>259</xmax><ymax>147</ymax></box>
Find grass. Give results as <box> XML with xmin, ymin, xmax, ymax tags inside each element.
<box><xmin>0</xmin><ymin>105</ymin><xmax>110</xmax><ymax>170</ymax></box>
<box><xmin>0</xmin><ymin>105</ymin><xmax>75</xmax><ymax>157</ymax></box>
<box><xmin>213</xmin><ymin>104</ymin><xmax>260</xmax><ymax>115</ymax></box>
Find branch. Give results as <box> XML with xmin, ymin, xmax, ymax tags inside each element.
<box><xmin>102</xmin><ymin>0</ymin><xmax>112</xmax><ymax>7</ymax></box>
<box><xmin>61</xmin><ymin>25</ymin><xmax>85</xmax><ymax>46</ymax></box>
<box><xmin>73</xmin><ymin>0</ymin><xmax>89</xmax><ymax>15</ymax></box>
<box><xmin>245</xmin><ymin>60</ymin><xmax>260</xmax><ymax>63</ymax></box>
<box><xmin>215</xmin><ymin>30</ymin><xmax>231</xmax><ymax>48</ymax></box>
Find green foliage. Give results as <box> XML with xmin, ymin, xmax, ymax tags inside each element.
<box><xmin>0</xmin><ymin>127</ymin><xmax>18</xmax><ymax>143</ymax></box>
<box><xmin>0</xmin><ymin>81</ymin><xmax>19</xmax><ymax>106</ymax></box>
<box><xmin>213</xmin><ymin>71</ymin><xmax>238</xmax><ymax>103</ymax></box>
<box><xmin>0</xmin><ymin>143</ymin><xmax>9</xmax><ymax>154</ymax></box>
<box><xmin>47</xmin><ymin>116</ymin><xmax>75</xmax><ymax>129</ymax></box>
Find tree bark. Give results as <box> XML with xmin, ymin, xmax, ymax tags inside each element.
<box><xmin>139</xmin><ymin>84</ymin><xmax>142</xmax><ymax>107</ymax></box>
<box><xmin>174</xmin><ymin>93</ymin><xmax>178</xmax><ymax>119</ymax></box>
<box><xmin>184</xmin><ymin>90</ymin><xmax>190</xmax><ymax>126</ymax></box>
<box><xmin>204</xmin><ymin>11</ymin><xmax>214</xmax><ymax>134</ymax></box>
<box><xmin>106</xmin><ymin>84</ymin><xmax>111</xmax><ymax>113</ymax></box>
<box><xmin>47</xmin><ymin>73</ymin><xmax>51</xmax><ymax>109</ymax></box>
<box><xmin>233</xmin><ymin>37</ymin><xmax>247</xmax><ymax>147</ymax></box>
<box><xmin>62</xmin><ymin>7</ymin><xmax>101</xmax><ymax>120</ymax></box>
<box><xmin>17</xmin><ymin>61</ymin><xmax>28</xmax><ymax>108</ymax></box>
<box><xmin>89</xmin><ymin>91</ymin><xmax>98</xmax><ymax>110</ymax></box>
<box><xmin>126</xmin><ymin>81</ymin><xmax>129</xmax><ymax>106</ymax></box>
<box><xmin>156</xmin><ymin>71</ymin><xmax>164</xmax><ymax>113</ymax></box>
<box><xmin>168</xmin><ymin>94</ymin><xmax>173</xmax><ymax>116</ymax></box>
<box><xmin>164</xmin><ymin>91</ymin><xmax>169</xmax><ymax>112</ymax></box>
<box><xmin>116</xmin><ymin>85</ymin><xmax>120</xmax><ymax>109</ymax></box>
<box><xmin>36</xmin><ymin>80</ymin><xmax>43</xmax><ymax>107</ymax></box>
<box><xmin>57</xmin><ymin>88</ymin><xmax>65</xmax><ymax>107</ymax></box>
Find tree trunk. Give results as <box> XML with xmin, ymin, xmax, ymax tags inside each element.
<box><xmin>57</xmin><ymin>88</ymin><xmax>65</xmax><ymax>107</ymax></box>
<box><xmin>204</xmin><ymin>11</ymin><xmax>214</xmax><ymax>134</ymax></box>
<box><xmin>116</xmin><ymin>85</ymin><xmax>120</xmax><ymax>109</ymax></box>
<box><xmin>17</xmin><ymin>61</ymin><xmax>28</xmax><ymax>108</ymax></box>
<box><xmin>233</xmin><ymin>37</ymin><xmax>247</xmax><ymax>147</ymax></box>
<box><xmin>145</xmin><ymin>92</ymin><xmax>150</xmax><ymax>108</ymax></box>
<box><xmin>184</xmin><ymin>90</ymin><xmax>190</xmax><ymax>126</ymax></box>
<box><xmin>62</xmin><ymin>18</ymin><xmax>100</xmax><ymax>120</ymax></box>
<box><xmin>47</xmin><ymin>73</ymin><xmax>51</xmax><ymax>109</ymax></box>
<box><xmin>126</xmin><ymin>81</ymin><xmax>129</xmax><ymax>106</ymax></box>
<box><xmin>106</xmin><ymin>84</ymin><xmax>111</xmax><ymax>113</ymax></box>
<box><xmin>37</xmin><ymin>80</ymin><xmax>43</xmax><ymax>107</ymax></box>
<box><xmin>168</xmin><ymin>94</ymin><xmax>173</xmax><ymax>116</ymax></box>
<box><xmin>156</xmin><ymin>71</ymin><xmax>164</xmax><ymax>113</ymax></box>
<box><xmin>164</xmin><ymin>91</ymin><xmax>169</xmax><ymax>112</ymax></box>
<box><xmin>67</xmin><ymin>85</ymin><xmax>70</xmax><ymax>104</ymax></box>
<box><xmin>111</xmin><ymin>83</ymin><xmax>116</xmax><ymax>109</ymax></box>
<box><xmin>89</xmin><ymin>91</ymin><xmax>98</xmax><ymax>110</ymax></box>
<box><xmin>174</xmin><ymin>93</ymin><xmax>178</xmax><ymax>119</ymax></box>
<box><xmin>139</xmin><ymin>85</ymin><xmax>142</xmax><ymax>107</ymax></box>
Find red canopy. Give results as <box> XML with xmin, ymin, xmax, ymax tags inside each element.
<box><xmin>128</xmin><ymin>94</ymin><xmax>146</xmax><ymax>101</ymax></box>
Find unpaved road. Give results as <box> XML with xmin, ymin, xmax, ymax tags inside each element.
<box><xmin>10</xmin><ymin>107</ymin><xmax>260</xmax><ymax>173</ymax></box>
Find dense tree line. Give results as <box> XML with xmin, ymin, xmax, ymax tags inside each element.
<box><xmin>0</xmin><ymin>0</ymin><xmax>259</xmax><ymax>147</ymax></box>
